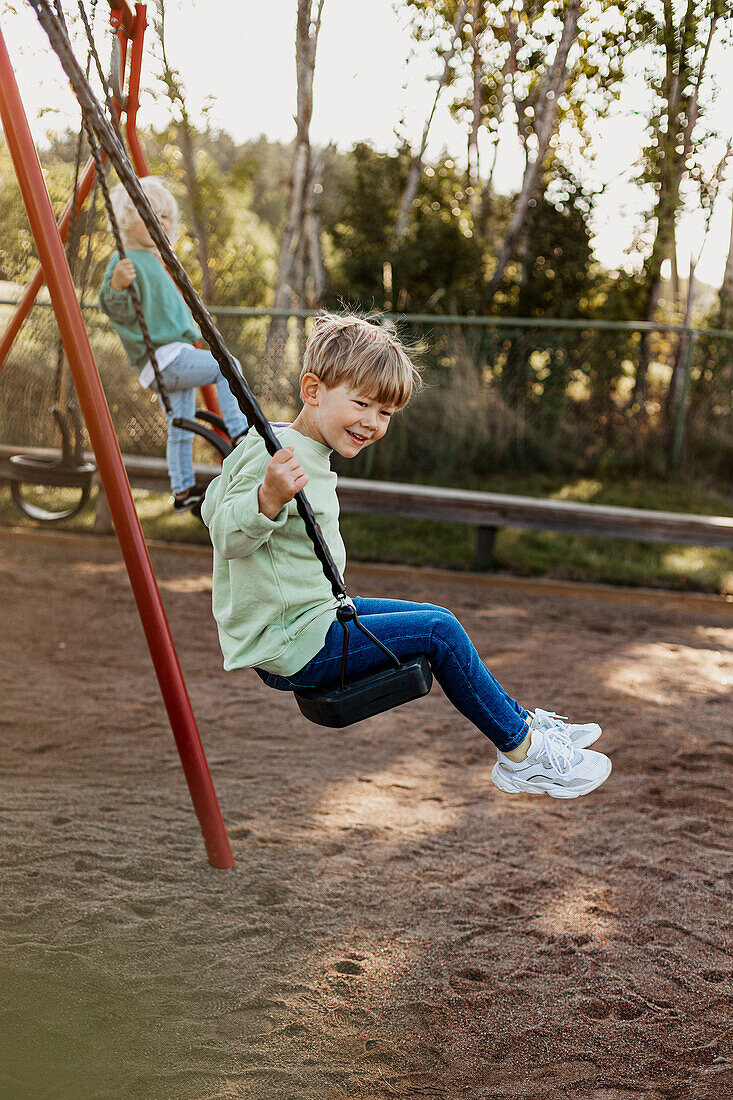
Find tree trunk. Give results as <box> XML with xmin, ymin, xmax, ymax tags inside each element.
<box><xmin>267</xmin><ymin>0</ymin><xmax>324</xmax><ymax>353</ymax></box>
<box><xmin>670</xmin><ymin>234</ymin><xmax>680</xmax><ymax>312</ymax></box>
<box><xmin>395</xmin><ymin>0</ymin><xmax>469</xmax><ymax>240</ymax></box>
<box><xmin>176</xmin><ymin>107</ymin><xmax>215</xmax><ymax>302</ymax></box>
<box><xmin>632</xmin><ymin>1</ymin><xmax>717</xmax><ymax>404</ymax></box>
<box><xmin>481</xmin><ymin>0</ymin><xmax>580</xmax><ymax>308</ymax></box>
<box><xmin>154</xmin><ymin>0</ymin><xmax>215</xmax><ymax>303</ymax></box>
<box><xmin>467</xmin><ymin>0</ymin><xmax>483</xmax><ymax>219</ymax></box>
<box><xmin>667</xmin><ymin>257</ymin><xmax>697</xmax><ymax>422</ymax></box>
<box><xmin>478</xmin><ymin>54</ymin><xmax>510</xmax><ymax>229</ymax></box>
<box><xmin>720</xmin><ymin>205</ymin><xmax>733</xmax><ymax>332</ymax></box>
<box><xmin>303</xmin><ymin>145</ymin><xmax>328</xmax><ymax>305</ymax></box>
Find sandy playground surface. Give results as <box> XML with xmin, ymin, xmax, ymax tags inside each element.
<box><xmin>1</xmin><ymin>527</ymin><xmax>732</xmax><ymax>1100</ymax></box>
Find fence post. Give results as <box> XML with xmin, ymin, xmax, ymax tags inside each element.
<box><xmin>671</xmin><ymin>329</ymin><xmax>698</xmax><ymax>471</ymax></box>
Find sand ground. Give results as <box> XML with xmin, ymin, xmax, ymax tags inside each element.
<box><xmin>1</xmin><ymin>528</ymin><xmax>732</xmax><ymax>1100</ymax></box>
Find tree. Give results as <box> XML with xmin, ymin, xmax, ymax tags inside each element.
<box><xmin>0</xmin><ymin>139</ymin><xmax>37</xmax><ymax>282</ymax></box>
<box><xmin>268</xmin><ymin>0</ymin><xmax>327</xmax><ymax>353</ymax></box>
<box><xmin>482</xmin><ymin>0</ymin><xmax>582</xmax><ymax>306</ymax></box>
<box><xmin>720</xmin><ymin>202</ymin><xmax>733</xmax><ymax>332</ymax></box>
<box><xmin>395</xmin><ymin>0</ymin><xmax>470</xmax><ymax>238</ymax></box>
<box><xmin>665</xmin><ymin>139</ymin><xmax>731</xmax><ymax>448</ymax></box>
<box><xmin>153</xmin><ymin>0</ymin><xmax>216</xmax><ymax>302</ymax></box>
<box><xmin>500</xmin><ymin>170</ymin><xmax>597</xmax><ymax>405</ymax></box>
<box><xmin>146</xmin><ymin>126</ymin><xmax>275</xmax><ymax>307</ymax></box>
<box><xmin>632</xmin><ymin>0</ymin><xmax>731</xmax><ymax>403</ymax></box>
<box><xmin>324</xmin><ymin>142</ymin><xmax>484</xmax><ymax>314</ymax></box>
<box><xmin>404</xmin><ymin>0</ymin><xmax>631</xmax><ymax>314</ymax></box>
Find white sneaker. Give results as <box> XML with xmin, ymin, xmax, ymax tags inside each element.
<box><xmin>492</xmin><ymin>724</ymin><xmax>611</xmax><ymax>799</ymax></box>
<box><xmin>529</xmin><ymin>707</ymin><xmax>602</xmax><ymax>750</ymax></box>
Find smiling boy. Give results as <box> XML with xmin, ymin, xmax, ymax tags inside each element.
<box><xmin>202</xmin><ymin>313</ymin><xmax>611</xmax><ymax>798</ymax></box>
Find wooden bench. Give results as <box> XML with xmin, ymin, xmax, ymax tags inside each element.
<box><xmin>2</xmin><ymin>444</ymin><xmax>733</xmax><ymax>568</ymax></box>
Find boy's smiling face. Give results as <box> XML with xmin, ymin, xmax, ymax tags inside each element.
<box><xmin>295</xmin><ymin>375</ymin><xmax>397</xmax><ymax>458</ymax></box>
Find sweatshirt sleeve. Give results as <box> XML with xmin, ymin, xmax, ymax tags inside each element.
<box><xmin>99</xmin><ymin>258</ymin><xmax>138</xmax><ymax>326</ymax></box>
<box><xmin>201</xmin><ymin>448</ymin><xmax>289</xmax><ymax>560</ymax></box>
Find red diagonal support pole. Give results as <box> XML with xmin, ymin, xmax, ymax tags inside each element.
<box><xmin>0</xmin><ymin>23</ymin><xmax>234</xmax><ymax>870</ymax></box>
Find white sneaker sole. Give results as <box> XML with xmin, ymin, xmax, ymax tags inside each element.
<box><xmin>491</xmin><ymin>755</ymin><xmax>612</xmax><ymax>799</ymax></box>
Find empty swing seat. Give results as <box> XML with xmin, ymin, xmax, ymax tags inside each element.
<box><xmin>9</xmin><ymin>404</ymin><xmax>96</xmax><ymax>523</ymax></box>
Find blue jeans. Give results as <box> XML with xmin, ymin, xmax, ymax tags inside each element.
<box><xmin>258</xmin><ymin>596</ymin><xmax>530</xmax><ymax>751</ymax></box>
<box><xmin>152</xmin><ymin>347</ymin><xmax>249</xmax><ymax>494</ymax></box>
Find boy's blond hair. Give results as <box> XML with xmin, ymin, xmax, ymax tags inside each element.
<box><xmin>109</xmin><ymin>176</ymin><xmax>181</xmax><ymax>245</ymax></box>
<box><xmin>301</xmin><ymin>313</ymin><xmax>420</xmax><ymax>409</ymax></box>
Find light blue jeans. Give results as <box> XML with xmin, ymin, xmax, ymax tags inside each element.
<box><xmin>257</xmin><ymin>596</ymin><xmax>530</xmax><ymax>750</ymax></box>
<box><xmin>151</xmin><ymin>346</ymin><xmax>249</xmax><ymax>494</ymax></box>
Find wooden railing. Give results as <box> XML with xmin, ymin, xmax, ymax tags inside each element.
<box><xmin>3</xmin><ymin>444</ymin><xmax>733</xmax><ymax>569</ymax></box>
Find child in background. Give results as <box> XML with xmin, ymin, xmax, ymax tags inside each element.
<box><xmin>202</xmin><ymin>313</ymin><xmax>612</xmax><ymax>798</ymax></box>
<box><xmin>99</xmin><ymin>176</ymin><xmax>248</xmax><ymax>511</ymax></box>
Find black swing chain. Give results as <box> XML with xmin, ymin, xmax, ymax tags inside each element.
<box><xmin>78</xmin><ymin>170</ymin><xmax>100</xmax><ymax>309</ymax></box>
<box><xmin>76</xmin><ymin>0</ymin><xmax>101</xmax><ymax>310</ymax></box>
<box><xmin>30</xmin><ymin>0</ymin><xmax>349</xmax><ymax>604</ymax></box>
<box><xmin>51</xmin><ymin>0</ymin><xmax>91</xmax><ymax>415</ymax></box>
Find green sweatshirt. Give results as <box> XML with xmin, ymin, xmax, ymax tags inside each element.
<box><xmin>201</xmin><ymin>425</ymin><xmax>346</xmax><ymax>676</ymax></box>
<box><xmin>99</xmin><ymin>249</ymin><xmax>200</xmax><ymax>373</ymax></box>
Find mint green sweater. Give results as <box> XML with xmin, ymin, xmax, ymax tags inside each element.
<box><xmin>201</xmin><ymin>425</ymin><xmax>346</xmax><ymax>675</ymax></box>
<box><xmin>99</xmin><ymin>249</ymin><xmax>200</xmax><ymax>373</ymax></box>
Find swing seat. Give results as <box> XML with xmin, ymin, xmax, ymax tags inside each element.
<box><xmin>8</xmin><ymin>450</ymin><xmax>96</xmax><ymax>490</ymax></box>
<box><xmin>170</xmin><ymin>410</ymin><xmax>234</xmax><ymax>460</ymax></box>
<box><xmin>9</xmin><ymin>404</ymin><xmax>96</xmax><ymax>523</ymax></box>
<box><xmin>294</xmin><ymin>655</ymin><xmax>433</xmax><ymax>728</ymax></box>
<box><xmin>9</xmin><ymin>451</ymin><xmax>96</xmax><ymax>522</ymax></box>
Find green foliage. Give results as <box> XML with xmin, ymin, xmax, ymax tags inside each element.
<box><xmin>631</xmin><ymin>0</ymin><xmax>730</xmax><ymax>312</ymax></box>
<box><xmin>407</xmin><ymin>1</ymin><xmax>634</xmax><ymax>169</ymax></box>
<box><xmin>145</xmin><ymin>126</ymin><xmax>274</xmax><ymax>305</ymax></box>
<box><xmin>324</xmin><ymin>143</ymin><xmax>484</xmax><ymax>314</ymax></box>
<box><xmin>394</xmin><ymin>157</ymin><xmax>486</xmax><ymax>313</ymax></box>
<box><xmin>0</xmin><ymin>141</ymin><xmax>36</xmax><ymax>282</ymax></box>
<box><xmin>228</xmin><ymin>136</ymin><xmax>297</xmax><ymax>234</ymax></box>
<box><xmin>2</xmin><ymin>98</ymin><xmax>732</xmax><ymax>489</ymax></box>
<box><xmin>324</xmin><ymin>142</ymin><xmax>405</xmax><ymax>309</ymax></box>
<box><xmin>511</xmin><ymin>173</ymin><xmax>596</xmax><ymax>320</ymax></box>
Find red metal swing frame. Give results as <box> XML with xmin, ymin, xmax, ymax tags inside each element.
<box><xmin>0</xmin><ymin>1</ymin><xmax>234</xmax><ymax>869</ymax></box>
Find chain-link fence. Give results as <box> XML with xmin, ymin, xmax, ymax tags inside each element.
<box><xmin>2</xmin><ymin>299</ymin><xmax>732</xmax><ymax>482</ymax></box>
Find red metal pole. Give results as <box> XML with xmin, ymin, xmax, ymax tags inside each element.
<box><xmin>0</xmin><ymin>24</ymin><xmax>234</xmax><ymax>870</ymax></box>
<box><xmin>108</xmin><ymin>2</ymin><xmax>137</xmax><ymax>35</ymax></box>
<box><xmin>121</xmin><ymin>5</ymin><xmax>149</xmax><ymax>175</ymax></box>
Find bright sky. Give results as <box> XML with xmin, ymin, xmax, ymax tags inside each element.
<box><xmin>3</xmin><ymin>0</ymin><xmax>732</xmax><ymax>288</ymax></box>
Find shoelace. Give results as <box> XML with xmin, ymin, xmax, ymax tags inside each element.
<box><xmin>532</xmin><ymin>708</ymin><xmax>570</xmax><ymax>731</ymax></box>
<box><xmin>531</xmin><ymin>726</ymin><xmax>576</xmax><ymax>775</ymax></box>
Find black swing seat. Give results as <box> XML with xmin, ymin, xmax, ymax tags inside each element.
<box><xmin>9</xmin><ymin>450</ymin><xmax>96</xmax><ymax>489</ymax></box>
<box><xmin>294</xmin><ymin>655</ymin><xmax>433</xmax><ymax>728</ymax></box>
<box><xmin>170</xmin><ymin>409</ymin><xmax>234</xmax><ymax>460</ymax></box>
<box><xmin>293</xmin><ymin>602</ymin><xmax>434</xmax><ymax>728</ymax></box>
<box><xmin>9</xmin><ymin>404</ymin><xmax>96</xmax><ymax>523</ymax></box>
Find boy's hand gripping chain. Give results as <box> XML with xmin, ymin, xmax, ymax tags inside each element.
<box><xmin>29</xmin><ymin>0</ymin><xmax>348</xmax><ymax>603</ymax></box>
